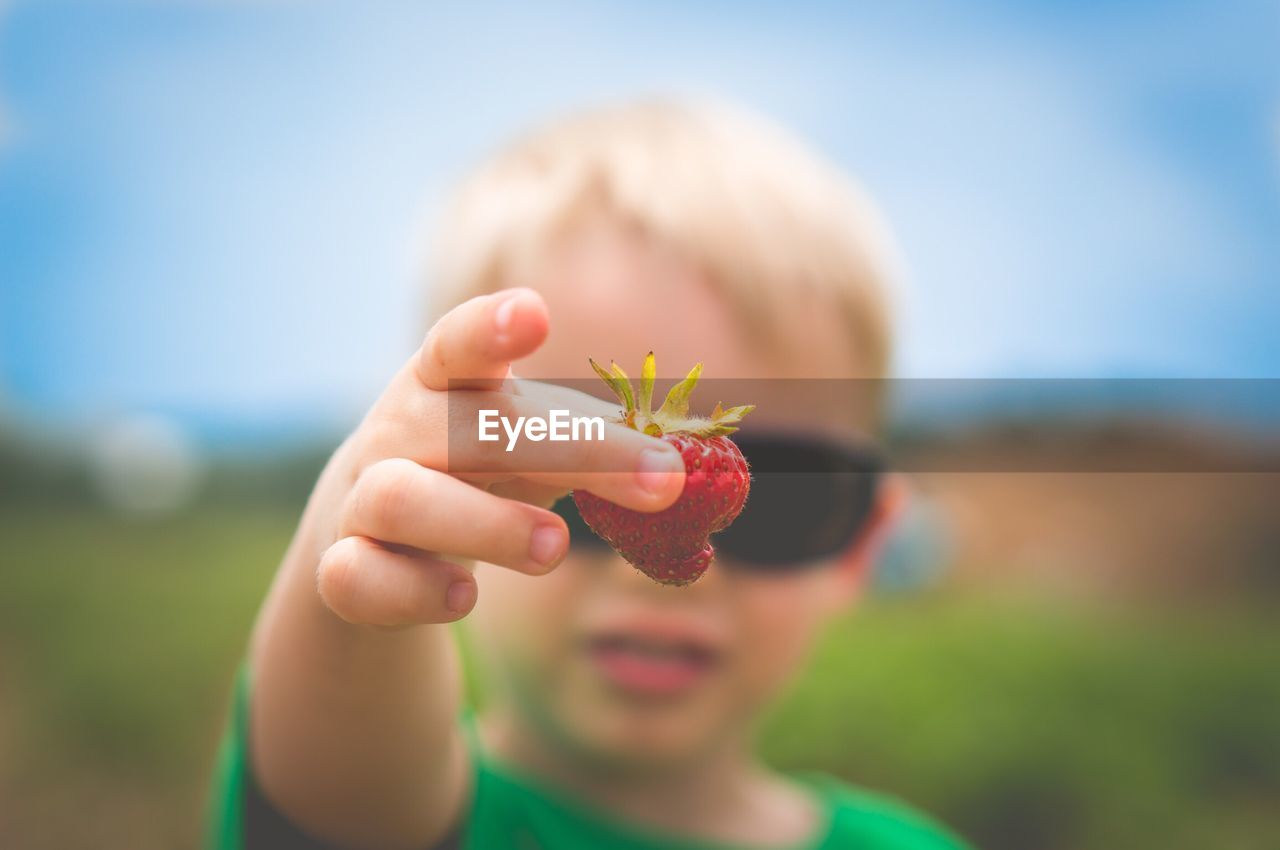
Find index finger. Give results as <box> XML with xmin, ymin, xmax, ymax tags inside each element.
<box><xmin>416</xmin><ymin>288</ymin><xmax>549</xmax><ymax>392</ymax></box>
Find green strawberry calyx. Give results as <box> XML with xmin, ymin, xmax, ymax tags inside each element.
<box><xmin>588</xmin><ymin>352</ymin><xmax>755</xmax><ymax>438</ymax></box>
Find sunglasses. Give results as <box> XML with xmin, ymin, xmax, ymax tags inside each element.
<box><xmin>553</xmin><ymin>432</ymin><xmax>886</xmax><ymax>571</ymax></box>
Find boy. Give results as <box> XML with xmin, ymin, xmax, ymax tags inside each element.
<box><xmin>210</xmin><ymin>99</ymin><xmax>971</xmax><ymax>849</ymax></box>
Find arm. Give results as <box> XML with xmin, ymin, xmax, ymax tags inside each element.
<box><xmin>247</xmin><ymin>289</ymin><xmax>684</xmax><ymax>849</ymax></box>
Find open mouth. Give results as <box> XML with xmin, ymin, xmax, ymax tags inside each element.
<box><xmin>585</xmin><ymin>632</ymin><xmax>721</xmax><ymax>696</ymax></box>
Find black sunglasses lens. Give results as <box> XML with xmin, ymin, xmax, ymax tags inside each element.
<box><xmin>713</xmin><ymin>470</ymin><xmax>879</xmax><ymax>568</ymax></box>
<box><xmin>715</xmin><ymin>434</ymin><xmax>882</xmax><ymax>569</ymax></box>
<box><xmin>553</xmin><ymin>435</ymin><xmax>883</xmax><ymax>570</ymax></box>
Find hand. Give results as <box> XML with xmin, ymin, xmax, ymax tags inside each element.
<box><xmin>311</xmin><ymin>288</ymin><xmax>686</xmax><ymax>627</ymax></box>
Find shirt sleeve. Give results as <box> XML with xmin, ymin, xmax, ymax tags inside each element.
<box><xmin>206</xmin><ymin>665</ymin><xmax>463</xmax><ymax>850</ymax></box>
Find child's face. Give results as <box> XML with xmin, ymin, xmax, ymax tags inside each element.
<box><xmin>467</xmin><ymin>214</ymin><xmax>889</xmax><ymax>769</ymax></box>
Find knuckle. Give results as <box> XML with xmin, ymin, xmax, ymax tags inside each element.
<box><xmin>455</xmin><ymin>395</ymin><xmax>518</xmax><ymax>473</ymax></box>
<box><xmin>577</xmin><ymin>429</ymin><xmax>610</xmax><ymax>468</ymax></box>
<box><xmin>422</xmin><ymin>329</ymin><xmax>447</xmax><ymax>376</ymax></box>
<box><xmin>422</xmin><ymin>301</ymin><xmax>472</xmax><ymax>370</ymax></box>
<box><xmin>361</xmin><ymin>393</ymin><xmax>449</xmax><ymax>471</ymax></box>
<box><xmin>357</xmin><ymin>413</ymin><xmax>401</xmax><ymax>462</ymax></box>
<box><xmin>388</xmin><ymin>577</ymin><xmax>436</xmax><ymax>625</ymax></box>
<box><xmin>349</xmin><ymin>458</ymin><xmax>423</xmax><ymax>533</ymax></box>
<box><xmin>569</xmin><ymin>429</ymin><xmax>616</xmax><ymax>477</ymax></box>
<box><xmin>317</xmin><ymin>538</ymin><xmax>364</xmax><ymax>614</ymax></box>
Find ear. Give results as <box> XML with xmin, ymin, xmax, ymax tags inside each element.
<box><xmin>826</xmin><ymin>473</ymin><xmax>910</xmax><ymax>606</ymax></box>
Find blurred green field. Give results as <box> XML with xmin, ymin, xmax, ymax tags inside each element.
<box><xmin>2</xmin><ymin>505</ymin><xmax>1278</xmax><ymax>850</ymax></box>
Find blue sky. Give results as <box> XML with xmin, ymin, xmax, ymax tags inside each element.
<box><xmin>2</xmin><ymin>0</ymin><xmax>1278</xmax><ymax>439</ymax></box>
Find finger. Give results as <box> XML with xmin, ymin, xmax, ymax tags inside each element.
<box><xmin>417</xmin><ymin>288</ymin><xmax>549</xmax><ymax>392</ymax></box>
<box><xmin>525</xmin><ymin>382</ymin><xmax>621</xmax><ymax>420</ymax></box>
<box><xmin>317</xmin><ymin>536</ymin><xmax>477</xmax><ymax>627</ymax></box>
<box><xmin>487</xmin><ymin>478</ymin><xmax>567</xmax><ymax>509</ymax></box>
<box><xmin>519</xmin><ymin>462</ymin><xmax>684</xmax><ymax>512</ymax></box>
<box><xmin>362</xmin><ymin>378</ymin><xmax>620</xmax><ymax>474</ymax></box>
<box><xmin>448</xmin><ymin>391</ymin><xmax>686</xmax><ymax>510</ymax></box>
<box><xmin>343</xmin><ymin>459</ymin><xmax>569</xmax><ymax>575</ymax></box>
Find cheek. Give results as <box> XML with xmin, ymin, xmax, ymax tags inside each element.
<box><xmin>727</xmin><ymin>572</ymin><xmax>838</xmax><ymax>695</ymax></box>
<box><xmin>468</xmin><ymin>559</ymin><xmax>592</xmax><ymax>676</ymax></box>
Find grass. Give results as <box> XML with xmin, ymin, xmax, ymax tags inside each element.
<box><xmin>0</xmin><ymin>506</ymin><xmax>289</xmax><ymax>849</ymax></box>
<box><xmin>2</xmin><ymin>505</ymin><xmax>1277</xmax><ymax>849</ymax></box>
<box><xmin>759</xmin><ymin>592</ymin><xmax>1280</xmax><ymax>849</ymax></box>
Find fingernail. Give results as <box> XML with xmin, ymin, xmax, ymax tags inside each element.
<box><xmin>636</xmin><ymin>448</ymin><xmax>682</xmax><ymax>497</ymax></box>
<box><xmin>529</xmin><ymin>525</ymin><xmax>565</xmax><ymax>567</ymax></box>
<box><xmin>446</xmin><ymin>580</ymin><xmax>477</xmax><ymax>614</ymax></box>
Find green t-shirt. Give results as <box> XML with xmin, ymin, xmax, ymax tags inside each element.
<box><xmin>208</xmin><ymin>669</ymin><xmax>970</xmax><ymax>850</ymax></box>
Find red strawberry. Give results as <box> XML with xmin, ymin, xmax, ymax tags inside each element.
<box><xmin>573</xmin><ymin>353</ymin><xmax>754</xmax><ymax>586</ymax></box>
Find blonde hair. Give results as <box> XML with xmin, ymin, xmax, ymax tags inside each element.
<box><xmin>428</xmin><ymin>98</ymin><xmax>901</xmax><ymax>378</ymax></box>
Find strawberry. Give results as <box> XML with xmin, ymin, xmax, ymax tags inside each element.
<box><xmin>573</xmin><ymin>353</ymin><xmax>754</xmax><ymax>586</ymax></box>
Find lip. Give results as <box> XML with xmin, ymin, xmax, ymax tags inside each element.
<box><xmin>580</xmin><ymin>611</ymin><xmax>728</xmax><ymax>697</ymax></box>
